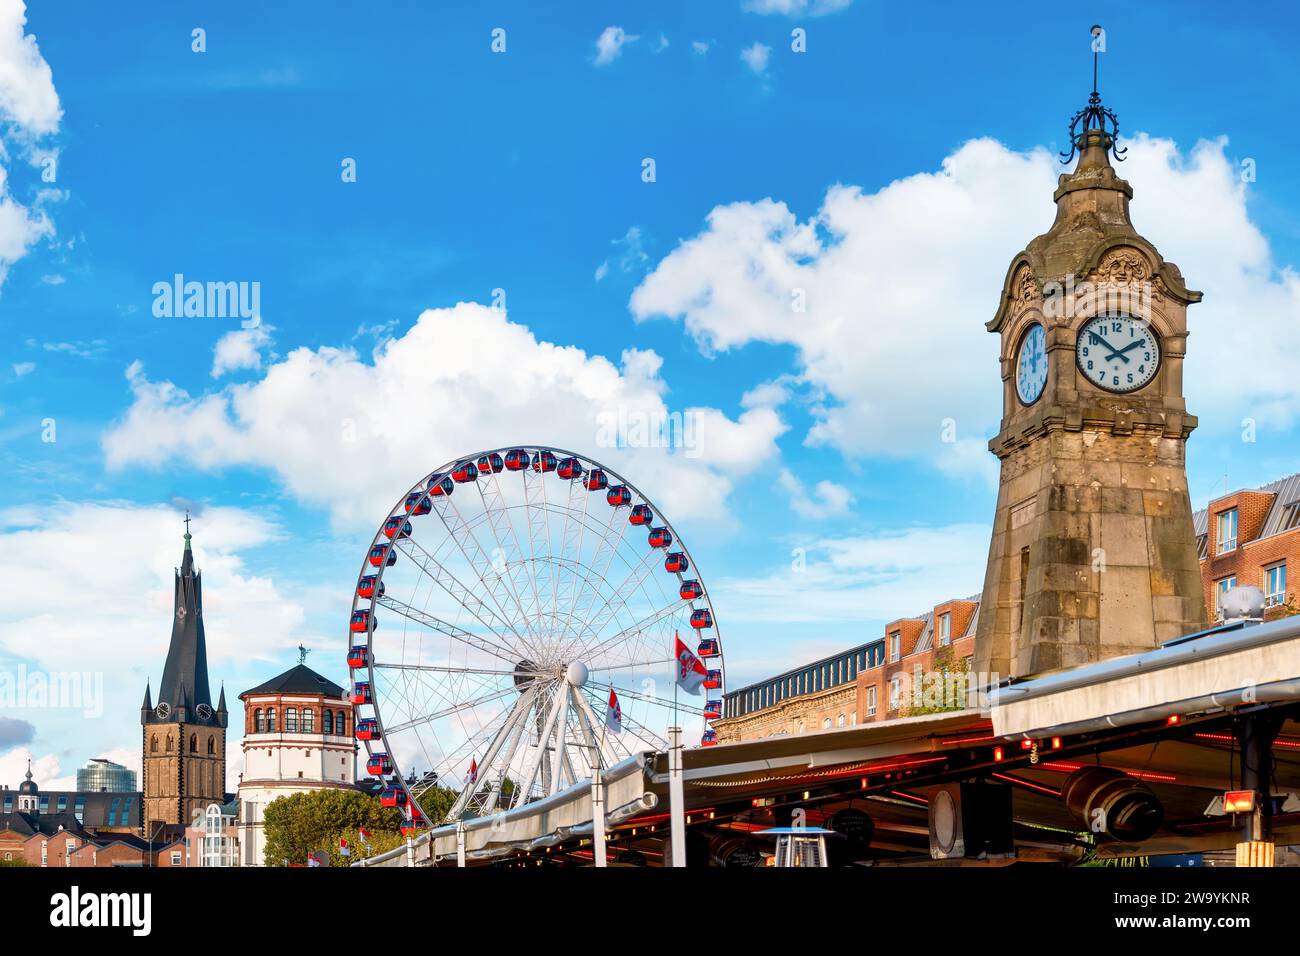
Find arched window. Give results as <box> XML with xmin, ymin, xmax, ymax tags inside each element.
<box><xmin>335</xmin><ymin>710</ymin><xmax>347</xmax><ymax>736</ymax></box>
<box><xmin>822</xmin><ymin>717</ymin><xmax>832</xmax><ymax>730</ymax></box>
<box><xmin>166</xmin><ymin>734</ymin><xmax>174</xmax><ymax>752</ymax></box>
<box><xmin>266</xmin><ymin>708</ymin><xmax>277</xmax><ymax>733</ymax></box>
<box><xmin>207</xmin><ymin>735</ymin><xmax>215</xmax><ymax>755</ymax></box>
<box><xmin>150</xmin><ymin>735</ymin><xmax>158</xmax><ymax>754</ymax></box>
<box><xmin>323</xmin><ymin>710</ymin><xmax>334</xmax><ymax>735</ymax></box>
<box><xmin>836</xmin><ymin>714</ymin><xmax>846</xmax><ymax>727</ymax></box>
<box><xmin>254</xmin><ymin>708</ymin><xmax>264</xmax><ymax>733</ymax></box>
<box><xmin>285</xmin><ymin>707</ymin><xmax>298</xmax><ymax>733</ymax></box>
<box><xmin>301</xmin><ymin>708</ymin><xmax>314</xmax><ymax>733</ymax></box>
<box><xmin>189</xmin><ymin>734</ymin><xmax>197</xmax><ymax>753</ymax></box>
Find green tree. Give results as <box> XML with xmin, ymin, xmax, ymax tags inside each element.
<box><xmin>898</xmin><ymin>647</ymin><xmax>972</xmax><ymax>717</ymax></box>
<box><xmin>262</xmin><ymin>788</ymin><xmax>402</xmax><ymax>867</ymax></box>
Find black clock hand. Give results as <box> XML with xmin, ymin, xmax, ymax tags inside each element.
<box><xmin>1104</xmin><ymin>340</ymin><xmax>1145</xmax><ymax>363</ymax></box>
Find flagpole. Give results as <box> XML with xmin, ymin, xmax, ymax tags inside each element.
<box><xmin>668</xmin><ymin>630</ymin><xmax>686</xmax><ymax>867</ymax></box>
<box><xmin>591</xmin><ymin>686</ymin><xmax>614</xmax><ymax>868</ymax></box>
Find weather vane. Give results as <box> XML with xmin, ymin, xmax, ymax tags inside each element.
<box><xmin>298</xmin><ymin>644</ymin><xmax>310</xmax><ymax>665</ymax></box>
<box><xmin>1060</xmin><ymin>24</ymin><xmax>1126</xmax><ymax>165</ymax></box>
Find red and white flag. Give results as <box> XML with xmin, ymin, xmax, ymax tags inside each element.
<box><xmin>605</xmin><ymin>687</ymin><xmax>623</xmax><ymax>734</ymax></box>
<box><xmin>675</xmin><ymin>633</ymin><xmax>707</xmax><ymax>696</ymax></box>
<box><xmin>357</xmin><ymin>827</ymin><xmax>371</xmax><ymax>847</ymax></box>
<box><xmin>339</xmin><ymin>837</ymin><xmax>350</xmax><ymax>858</ymax></box>
<box><xmin>466</xmin><ymin>758</ymin><xmax>478</xmax><ymax>785</ymax></box>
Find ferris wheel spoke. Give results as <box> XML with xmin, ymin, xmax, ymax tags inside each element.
<box><xmin>391</xmin><ymin>534</ymin><xmax>525</xmax><ymax>646</ymax></box>
<box><xmin>576</xmin><ymin>540</ymin><xmax>670</xmax><ymax>654</ymax></box>
<box><xmin>582</xmin><ymin>687</ymin><xmax>669</xmax><ymax>752</ymax></box>
<box><xmin>444</xmin><ymin>491</ymin><xmax>549</xmax><ymax>659</ymax></box>
<box><xmin>475</xmin><ymin>473</ymin><xmax>551</xmax><ymax>651</ymax></box>
<box><xmin>383</xmin><ymin>685</ymin><xmax>517</xmax><ymax>735</ymax></box>
<box><xmin>580</xmin><ymin>599</ymin><xmax>686</xmax><ymax>668</ymax></box>
<box><xmin>570</xmin><ymin>684</ymin><xmax>619</xmax><ymax>769</ymax></box>
<box><xmin>428</xmin><ymin>495</ymin><xmax>545</xmax><ymax>662</ymax></box>
<box><xmin>600</xmin><ymin>682</ymin><xmax>705</xmax><ymax>716</ymax></box>
<box><xmin>375</xmin><ymin>593</ymin><xmax>520</xmax><ymax>665</ymax></box>
<box><xmin>373</xmin><ymin>662</ymin><xmax>525</xmax><ymax>677</ymax></box>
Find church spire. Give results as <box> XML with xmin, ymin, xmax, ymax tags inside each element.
<box><xmin>147</xmin><ymin>518</ymin><xmax>216</xmax><ymax>726</ymax></box>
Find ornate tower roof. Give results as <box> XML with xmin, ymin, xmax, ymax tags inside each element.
<box><xmin>143</xmin><ymin>520</ymin><xmax>224</xmax><ymax>728</ymax></box>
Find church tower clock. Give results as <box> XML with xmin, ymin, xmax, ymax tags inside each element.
<box><xmin>973</xmin><ymin>72</ymin><xmax>1207</xmax><ymax>681</ymax></box>
<box><xmin>141</xmin><ymin>521</ymin><xmax>228</xmax><ymax>836</ymax></box>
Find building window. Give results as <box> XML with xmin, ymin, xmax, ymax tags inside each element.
<box><xmin>889</xmin><ymin>631</ymin><xmax>901</xmax><ymax>662</ymax></box>
<box><xmin>836</xmin><ymin>713</ymin><xmax>846</xmax><ymax>727</ymax></box>
<box><xmin>286</xmin><ymin>708</ymin><xmax>298</xmax><ymax>733</ymax></box>
<box><xmin>302</xmin><ymin>708</ymin><xmax>314</xmax><ymax>733</ymax></box>
<box><xmin>1215</xmin><ymin>576</ymin><xmax>1238</xmax><ymax>620</ymax></box>
<box><xmin>170</xmin><ymin>851</ymin><xmax>181</xmax><ymax>866</ymax></box>
<box><xmin>266</xmin><ymin>708</ymin><xmax>277</xmax><ymax>732</ymax></box>
<box><xmin>336</xmin><ymin>711</ymin><xmax>347</xmax><ymax>736</ymax></box>
<box><xmin>73</xmin><ymin>797</ymin><xmax>84</xmax><ymax>823</ymax></box>
<box><xmin>207</xmin><ymin>735</ymin><xmax>215</xmax><ymax>755</ymax></box>
<box><xmin>889</xmin><ymin>676</ymin><xmax>901</xmax><ymax>710</ymax></box>
<box><xmin>254</xmin><ymin>708</ymin><xmax>264</xmax><ymax>733</ymax></box>
<box><xmin>150</xmin><ymin>735</ymin><xmax>158</xmax><ymax>753</ymax></box>
<box><xmin>323</xmin><ymin>709</ymin><xmax>334</xmax><ymax>735</ymax></box>
<box><xmin>166</xmin><ymin>734</ymin><xmax>173</xmax><ymax>752</ymax></box>
<box><xmin>1217</xmin><ymin>508</ymin><xmax>1238</xmax><ymax>553</ymax></box>
<box><xmin>189</xmin><ymin>734</ymin><xmax>197</xmax><ymax>753</ymax></box>
<box><xmin>939</xmin><ymin>612</ymin><xmax>952</xmax><ymax>646</ymax></box>
<box><xmin>57</xmin><ymin>795</ymin><xmax>67</xmax><ymax>813</ymax></box>
<box><xmin>822</xmin><ymin>718</ymin><xmax>832</xmax><ymax>730</ymax></box>
<box><xmin>1265</xmin><ymin>563</ymin><xmax>1287</xmax><ymax>607</ymax></box>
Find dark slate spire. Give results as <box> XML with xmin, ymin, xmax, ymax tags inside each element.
<box><xmin>216</xmin><ymin>684</ymin><xmax>227</xmax><ymax>716</ymax></box>
<box><xmin>148</xmin><ymin>524</ymin><xmax>217</xmax><ymax>726</ymax></box>
<box><xmin>140</xmin><ymin>681</ymin><xmax>152</xmax><ymax>723</ymax></box>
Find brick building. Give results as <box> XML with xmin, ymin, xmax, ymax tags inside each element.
<box><xmin>1194</xmin><ymin>472</ymin><xmax>1300</xmax><ymax>621</ymax></box>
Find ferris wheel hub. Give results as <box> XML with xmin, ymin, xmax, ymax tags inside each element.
<box><xmin>565</xmin><ymin>660</ymin><xmax>590</xmax><ymax>688</ymax></box>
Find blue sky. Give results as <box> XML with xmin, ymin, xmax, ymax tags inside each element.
<box><xmin>3</xmin><ymin>0</ymin><xmax>1300</xmax><ymax>790</ymax></box>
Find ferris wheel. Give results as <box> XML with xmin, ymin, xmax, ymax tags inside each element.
<box><xmin>345</xmin><ymin>447</ymin><xmax>725</xmax><ymax>832</ymax></box>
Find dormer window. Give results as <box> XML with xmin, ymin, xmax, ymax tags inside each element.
<box><xmin>938</xmin><ymin>612</ymin><xmax>952</xmax><ymax>646</ymax></box>
<box><xmin>888</xmin><ymin>631</ymin><xmax>901</xmax><ymax>662</ymax></box>
<box><xmin>1217</xmin><ymin>508</ymin><xmax>1238</xmax><ymax>553</ymax></box>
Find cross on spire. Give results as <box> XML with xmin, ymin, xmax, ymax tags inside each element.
<box><xmin>184</xmin><ymin>510</ymin><xmax>191</xmax><ymax>535</ymax></box>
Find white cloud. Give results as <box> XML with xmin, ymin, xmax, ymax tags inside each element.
<box><xmin>0</xmin><ymin>0</ymin><xmax>61</xmax><ymax>136</ymax></box>
<box><xmin>691</xmin><ymin>40</ymin><xmax>713</xmax><ymax>56</ymax></box>
<box><xmin>11</xmin><ymin>360</ymin><xmax>32</xmax><ymax>376</ymax></box>
<box><xmin>632</xmin><ymin>135</ymin><xmax>1300</xmax><ymax>469</ymax></box>
<box><xmin>742</xmin><ymin>0</ymin><xmax>853</xmax><ymax>14</ymax></box>
<box><xmin>653</xmin><ymin>34</ymin><xmax>669</xmax><ymax>53</ymax></box>
<box><xmin>594</xmin><ymin>26</ymin><xmax>639</xmax><ymax>66</ymax></box>
<box><xmin>0</xmin><ymin>502</ymin><xmax>309</xmax><ymax>676</ymax></box>
<box><xmin>211</xmin><ymin>323</ymin><xmax>274</xmax><ymax>377</ymax></box>
<box><xmin>0</xmin><ymin>746</ymin><xmax>74</xmax><ymax>791</ymax></box>
<box><xmin>103</xmin><ymin>303</ymin><xmax>786</xmax><ymax>529</ymax></box>
<box><xmin>0</xmin><ymin>0</ymin><xmax>60</xmax><ymax>288</ymax></box>
<box><xmin>740</xmin><ymin>42</ymin><xmax>771</xmax><ymax>73</ymax></box>
<box><xmin>778</xmin><ymin>468</ymin><xmax>854</xmax><ymax>519</ymax></box>
<box><xmin>713</xmin><ymin>523</ymin><xmax>989</xmax><ymax>625</ymax></box>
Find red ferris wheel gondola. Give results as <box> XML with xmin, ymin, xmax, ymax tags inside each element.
<box><xmin>504</xmin><ymin>448</ymin><xmax>530</xmax><ymax>471</ymax></box>
<box><xmin>451</xmin><ymin>461</ymin><xmax>479</xmax><ymax>483</ymax></box>
<box><xmin>383</xmin><ymin>516</ymin><xmax>412</xmax><ymax>539</ymax></box>
<box><xmin>366</xmin><ymin>753</ymin><xmax>393</xmax><ymax>776</ymax></box>
<box><xmin>557</xmin><ymin>456</ymin><xmax>584</xmax><ymax>480</ymax></box>
<box><xmin>477</xmin><ymin>452</ymin><xmax>504</xmax><ymax>474</ymax></box>
<box><xmin>679</xmin><ymin>579</ymin><xmax>703</xmax><ymax>601</ymax></box>
<box><xmin>690</xmin><ymin>608</ymin><xmax>713</xmax><ymax>629</ymax></box>
<box><xmin>701</xmin><ymin>729</ymin><xmax>718</xmax><ymax>746</ymax></box>
<box><xmin>703</xmin><ymin>669</ymin><xmax>722</xmax><ymax>690</ymax></box>
<box><xmin>380</xmin><ymin>786</ymin><xmax>407</xmax><ymax>808</ymax></box>
<box><xmin>349</xmin><ymin>609</ymin><xmax>374</xmax><ymax>633</ymax></box>
<box><xmin>347</xmin><ymin>645</ymin><xmax>369</xmax><ymax>669</ymax></box>
<box><xmin>629</xmin><ymin>504</ymin><xmax>653</xmax><ymax>526</ymax></box>
<box><xmin>704</xmin><ymin>699</ymin><xmax>722</xmax><ymax>720</ymax></box>
<box><xmin>648</xmin><ymin>527</ymin><xmax>672</xmax><ymax>549</ymax></box>
<box><xmin>351</xmin><ymin>682</ymin><xmax>372</xmax><ymax>705</ymax></box>
<box><xmin>607</xmin><ymin>484</ymin><xmax>632</xmax><ymax>507</ymax></box>
<box><xmin>664</xmin><ymin>552</ymin><xmax>688</xmax><ymax>574</ymax></box>
<box><xmin>368</xmin><ymin>544</ymin><xmax>397</xmax><ymax>568</ymax></box>
<box><xmin>427</xmin><ymin>474</ymin><xmax>454</xmax><ymax>497</ymax></box>
<box><xmin>696</xmin><ymin>638</ymin><xmax>720</xmax><ymax>659</ymax></box>
<box><xmin>356</xmin><ymin>575</ymin><xmax>385</xmax><ymax>599</ymax></box>
<box><xmin>404</xmin><ymin>491</ymin><xmax>432</xmax><ymax>515</ymax></box>
<box><xmin>355</xmin><ymin>717</ymin><xmax>379</xmax><ymax>740</ymax></box>
<box><xmin>585</xmin><ymin>469</ymin><xmax>608</xmax><ymax>491</ymax></box>
<box><xmin>531</xmin><ymin>450</ymin><xmax>558</xmax><ymax>473</ymax></box>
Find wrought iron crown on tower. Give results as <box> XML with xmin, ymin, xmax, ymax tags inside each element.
<box><xmin>1060</xmin><ymin>24</ymin><xmax>1126</xmax><ymax>166</ymax></box>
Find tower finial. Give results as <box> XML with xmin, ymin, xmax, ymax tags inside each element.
<box><xmin>1060</xmin><ymin>24</ymin><xmax>1126</xmax><ymax>166</ymax></box>
<box><xmin>298</xmin><ymin>644</ymin><xmax>310</xmax><ymax>665</ymax></box>
<box><xmin>183</xmin><ymin>509</ymin><xmax>192</xmax><ymax>547</ymax></box>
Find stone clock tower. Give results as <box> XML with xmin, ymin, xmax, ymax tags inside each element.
<box><xmin>973</xmin><ymin>84</ymin><xmax>1207</xmax><ymax>681</ymax></box>
<box><xmin>141</xmin><ymin>524</ymin><xmax>228</xmax><ymax>836</ymax></box>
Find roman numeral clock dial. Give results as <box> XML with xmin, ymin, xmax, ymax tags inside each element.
<box><xmin>1075</xmin><ymin>312</ymin><xmax>1160</xmax><ymax>393</ymax></box>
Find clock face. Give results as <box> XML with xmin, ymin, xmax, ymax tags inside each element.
<box><xmin>196</xmin><ymin>703</ymin><xmax>213</xmax><ymax>720</ymax></box>
<box><xmin>155</xmin><ymin>702</ymin><xmax>171</xmax><ymax>719</ymax></box>
<box><xmin>1076</xmin><ymin>313</ymin><xmax>1160</xmax><ymax>393</ymax></box>
<box><xmin>1015</xmin><ymin>323</ymin><xmax>1047</xmax><ymax>405</ymax></box>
